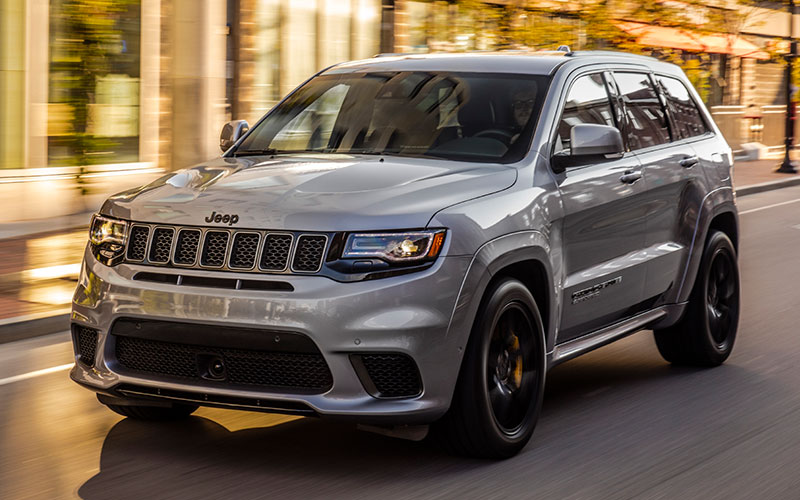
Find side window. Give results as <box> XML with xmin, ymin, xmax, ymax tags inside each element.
<box><xmin>555</xmin><ymin>73</ymin><xmax>616</xmax><ymax>154</ymax></box>
<box><xmin>657</xmin><ymin>76</ymin><xmax>710</xmax><ymax>139</ymax></box>
<box><xmin>614</xmin><ymin>72</ymin><xmax>670</xmax><ymax>150</ymax></box>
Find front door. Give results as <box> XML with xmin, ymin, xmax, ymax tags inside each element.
<box><xmin>553</xmin><ymin>72</ymin><xmax>649</xmax><ymax>343</ymax></box>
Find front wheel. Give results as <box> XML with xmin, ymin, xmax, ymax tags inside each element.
<box><xmin>433</xmin><ymin>277</ymin><xmax>546</xmax><ymax>459</ymax></box>
<box><xmin>654</xmin><ymin>230</ymin><xmax>740</xmax><ymax>366</ymax></box>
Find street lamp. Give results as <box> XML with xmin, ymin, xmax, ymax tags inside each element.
<box><xmin>778</xmin><ymin>0</ymin><xmax>799</xmax><ymax>173</ymax></box>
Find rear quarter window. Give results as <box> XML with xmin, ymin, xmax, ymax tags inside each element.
<box><xmin>657</xmin><ymin>76</ymin><xmax>710</xmax><ymax>139</ymax></box>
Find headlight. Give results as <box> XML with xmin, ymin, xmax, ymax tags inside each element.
<box><xmin>89</xmin><ymin>214</ymin><xmax>128</xmax><ymax>265</ymax></box>
<box><xmin>342</xmin><ymin>230</ymin><xmax>446</xmax><ymax>263</ymax></box>
<box><xmin>90</xmin><ymin>215</ymin><xmax>127</xmax><ymax>246</ymax></box>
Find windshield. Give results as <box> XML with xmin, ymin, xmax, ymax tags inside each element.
<box><xmin>234</xmin><ymin>71</ymin><xmax>551</xmax><ymax>163</ymax></box>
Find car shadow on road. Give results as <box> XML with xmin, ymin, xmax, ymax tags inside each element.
<box><xmin>77</xmin><ymin>342</ymin><xmax>772</xmax><ymax>500</ymax></box>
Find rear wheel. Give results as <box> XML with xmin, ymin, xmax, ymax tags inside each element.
<box><xmin>434</xmin><ymin>277</ymin><xmax>545</xmax><ymax>459</ymax></box>
<box><xmin>654</xmin><ymin>230</ymin><xmax>739</xmax><ymax>366</ymax></box>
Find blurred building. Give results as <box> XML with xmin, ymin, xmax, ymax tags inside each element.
<box><xmin>0</xmin><ymin>0</ymin><xmax>796</xmax><ymax>223</ymax></box>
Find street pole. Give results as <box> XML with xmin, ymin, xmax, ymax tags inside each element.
<box><xmin>779</xmin><ymin>0</ymin><xmax>798</xmax><ymax>173</ymax></box>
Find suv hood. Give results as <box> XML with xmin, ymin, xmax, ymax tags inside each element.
<box><xmin>101</xmin><ymin>154</ymin><xmax>517</xmax><ymax>231</ymax></box>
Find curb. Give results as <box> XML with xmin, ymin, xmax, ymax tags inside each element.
<box><xmin>0</xmin><ymin>310</ymin><xmax>71</xmax><ymax>345</ymax></box>
<box><xmin>736</xmin><ymin>176</ymin><xmax>800</xmax><ymax>197</ymax></box>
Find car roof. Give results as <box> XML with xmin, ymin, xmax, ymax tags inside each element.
<box><xmin>321</xmin><ymin>50</ymin><xmax>679</xmax><ymax>77</ymax></box>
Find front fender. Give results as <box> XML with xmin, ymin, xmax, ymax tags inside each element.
<box><xmin>444</xmin><ymin>231</ymin><xmax>557</xmax><ymax>397</ymax></box>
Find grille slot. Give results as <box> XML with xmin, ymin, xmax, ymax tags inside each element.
<box><xmin>72</xmin><ymin>325</ymin><xmax>99</xmax><ymax>367</ymax></box>
<box><xmin>353</xmin><ymin>353</ymin><xmax>422</xmax><ymax>398</ymax></box>
<box><xmin>229</xmin><ymin>232</ymin><xmax>260</xmax><ymax>269</ymax></box>
<box><xmin>114</xmin><ymin>336</ymin><xmax>333</xmax><ymax>392</ymax></box>
<box><xmin>260</xmin><ymin>234</ymin><xmax>293</xmax><ymax>271</ymax></box>
<box><xmin>201</xmin><ymin>231</ymin><xmax>230</xmax><ymax>267</ymax></box>
<box><xmin>292</xmin><ymin>235</ymin><xmax>327</xmax><ymax>272</ymax></box>
<box><xmin>149</xmin><ymin>228</ymin><xmax>174</xmax><ymax>263</ymax></box>
<box><xmin>173</xmin><ymin>229</ymin><xmax>201</xmax><ymax>265</ymax></box>
<box><xmin>127</xmin><ymin>226</ymin><xmax>149</xmax><ymax>261</ymax></box>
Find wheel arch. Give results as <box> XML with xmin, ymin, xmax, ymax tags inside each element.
<box><xmin>447</xmin><ymin>231</ymin><xmax>558</xmax><ymax>367</ymax></box>
<box><xmin>677</xmin><ymin>192</ymin><xmax>739</xmax><ymax>304</ymax></box>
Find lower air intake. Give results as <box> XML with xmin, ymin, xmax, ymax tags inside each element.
<box><xmin>72</xmin><ymin>324</ymin><xmax>99</xmax><ymax>367</ymax></box>
<box><xmin>113</xmin><ymin>335</ymin><xmax>333</xmax><ymax>393</ymax></box>
<box><xmin>352</xmin><ymin>353</ymin><xmax>422</xmax><ymax>398</ymax></box>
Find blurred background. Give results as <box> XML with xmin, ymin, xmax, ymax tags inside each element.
<box><xmin>0</xmin><ymin>0</ymin><xmax>797</xmax><ymax>222</ymax></box>
<box><xmin>3</xmin><ymin>0</ymin><xmax>800</xmax><ymax>323</ymax></box>
<box><xmin>3</xmin><ymin>4</ymin><xmax>800</xmax><ymax>497</ymax></box>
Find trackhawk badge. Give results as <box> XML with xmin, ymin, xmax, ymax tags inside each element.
<box><xmin>572</xmin><ymin>276</ymin><xmax>622</xmax><ymax>304</ymax></box>
<box><xmin>205</xmin><ymin>211</ymin><xmax>240</xmax><ymax>226</ymax></box>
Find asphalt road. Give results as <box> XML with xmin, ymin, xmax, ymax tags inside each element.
<box><xmin>2</xmin><ymin>185</ymin><xmax>800</xmax><ymax>500</ymax></box>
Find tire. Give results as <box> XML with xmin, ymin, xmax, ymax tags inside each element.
<box><xmin>654</xmin><ymin>230</ymin><xmax>740</xmax><ymax>366</ymax></box>
<box><xmin>433</xmin><ymin>277</ymin><xmax>546</xmax><ymax>459</ymax></box>
<box><xmin>103</xmin><ymin>401</ymin><xmax>198</xmax><ymax>421</ymax></box>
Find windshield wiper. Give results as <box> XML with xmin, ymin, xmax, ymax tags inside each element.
<box><xmin>232</xmin><ymin>148</ymin><xmax>280</xmax><ymax>157</ymax></box>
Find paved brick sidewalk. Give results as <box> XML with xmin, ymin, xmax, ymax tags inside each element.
<box><xmin>733</xmin><ymin>158</ymin><xmax>800</xmax><ymax>188</ymax></box>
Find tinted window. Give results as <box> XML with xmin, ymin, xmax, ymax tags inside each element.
<box><xmin>236</xmin><ymin>71</ymin><xmax>551</xmax><ymax>163</ymax></box>
<box><xmin>614</xmin><ymin>72</ymin><xmax>670</xmax><ymax>150</ymax></box>
<box><xmin>657</xmin><ymin>76</ymin><xmax>710</xmax><ymax>139</ymax></box>
<box><xmin>555</xmin><ymin>73</ymin><xmax>616</xmax><ymax>153</ymax></box>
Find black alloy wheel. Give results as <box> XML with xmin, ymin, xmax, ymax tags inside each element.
<box><xmin>487</xmin><ymin>303</ymin><xmax>539</xmax><ymax>435</ymax></box>
<box><xmin>654</xmin><ymin>230</ymin><xmax>740</xmax><ymax>366</ymax></box>
<box><xmin>434</xmin><ymin>277</ymin><xmax>545</xmax><ymax>459</ymax></box>
<box><xmin>706</xmin><ymin>247</ymin><xmax>738</xmax><ymax>350</ymax></box>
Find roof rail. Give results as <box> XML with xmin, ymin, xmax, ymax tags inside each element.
<box><xmin>373</xmin><ymin>52</ymin><xmax>407</xmax><ymax>58</ymax></box>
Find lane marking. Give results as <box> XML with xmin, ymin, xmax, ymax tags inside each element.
<box><xmin>740</xmin><ymin>197</ymin><xmax>800</xmax><ymax>215</ymax></box>
<box><xmin>0</xmin><ymin>363</ymin><xmax>73</xmax><ymax>387</ymax></box>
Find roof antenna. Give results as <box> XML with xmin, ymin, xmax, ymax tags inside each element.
<box><xmin>557</xmin><ymin>45</ymin><xmax>571</xmax><ymax>53</ymax></box>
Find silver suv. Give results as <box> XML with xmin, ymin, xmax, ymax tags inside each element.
<box><xmin>71</xmin><ymin>50</ymin><xmax>739</xmax><ymax>458</ymax></box>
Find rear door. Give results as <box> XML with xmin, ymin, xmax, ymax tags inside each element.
<box><xmin>553</xmin><ymin>71</ymin><xmax>649</xmax><ymax>344</ymax></box>
<box><xmin>611</xmin><ymin>71</ymin><xmax>712</xmax><ymax>304</ymax></box>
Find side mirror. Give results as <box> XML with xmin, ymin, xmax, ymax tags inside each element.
<box><xmin>551</xmin><ymin>124</ymin><xmax>624</xmax><ymax>173</ymax></box>
<box><xmin>220</xmin><ymin>120</ymin><xmax>250</xmax><ymax>152</ymax></box>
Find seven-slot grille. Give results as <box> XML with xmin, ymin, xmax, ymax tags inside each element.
<box><xmin>123</xmin><ymin>223</ymin><xmax>328</xmax><ymax>274</ymax></box>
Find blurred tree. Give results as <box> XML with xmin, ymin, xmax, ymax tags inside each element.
<box><xmin>49</xmin><ymin>0</ymin><xmax>132</xmax><ymax>195</ymax></box>
<box><xmin>408</xmin><ymin>0</ymin><xmax>769</xmax><ymax>104</ymax></box>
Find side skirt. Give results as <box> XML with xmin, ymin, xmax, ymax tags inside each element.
<box><xmin>547</xmin><ymin>303</ymin><xmax>686</xmax><ymax>369</ymax></box>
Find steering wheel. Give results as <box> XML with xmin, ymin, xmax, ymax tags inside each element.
<box><xmin>474</xmin><ymin>128</ymin><xmax>516</xmax><ymax>144</ymax></box>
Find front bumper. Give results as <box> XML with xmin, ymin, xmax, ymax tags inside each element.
<box><xmin>70</xmin><ymin>246</ymin><xmax>471</xmax><ymax>424</ymax></box>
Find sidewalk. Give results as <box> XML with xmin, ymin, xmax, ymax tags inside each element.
<box><xmin>733</xmin><ymin>158</ymin><xmax>800</xmax><ymax>195</ymax></box>
<box><xmin>0</xmin><ymin>158</ymin><xmax>798</xmax><ymax>342</ymax></box>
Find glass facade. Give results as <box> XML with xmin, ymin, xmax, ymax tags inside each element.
<box><xmin>47</xmin><ymin>0</ymin><xmax>141</xmax><ymax>167</ymax></box>
<box><xmin>0</xmin><ymin>0</ymin><xmax>26</xmax><ymax>170</ymax></box>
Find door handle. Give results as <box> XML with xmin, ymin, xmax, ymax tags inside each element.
<box><xmin>680</xmin><ymin>156</ymin><xmax>699</xmax><ymax>168</ymax></box>
<box><xmin>619</xmin><ymin>171</ymin><xmax>642</xmax><ymax>184</ymax></box>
